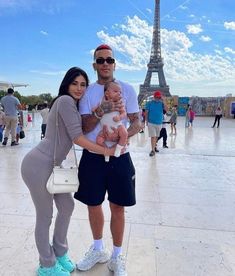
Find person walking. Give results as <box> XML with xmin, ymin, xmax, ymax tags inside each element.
<box><xmin>169</xmin><ymin>105</ymin><xmax>178</xmax><ymax>135</ymax></box>
<box><xmin>1</xmin><ymin>88</ymin><xmax>21</xmax><ymax>146</ymax></box>
<box><xmin>212</xmin><ymin>106</ymin><xmax>223</xmax><ymax>128</ymax></box>
<box><xmin>74</xmin><ymin>44</ymin><xmax>141</xmax><ymax>276</ymax></box>
<box><xmin>189</xmin><ymin>107</ymin><xmax>195</xmax><ymax>127</ymax></box>
<box><xmin>157</xmin><ymin>109</ymin><xmax>169</xmax><ymax>148</ymax></box>
<box><xmin>40</xmin><ymin>103</ymin><xmax>50</xmax><ymax>139</ymax></box>
<box><xmin>185</xmin><ymin>104</ymin><xmax>190</xmax><ymax>128</ymax></box>
<box><xmin>145</xmin><ymin>90</ymin><xmax>164</xmax><ymax>156</ymax></box>
<box><xmin>21</xmin><ymin>67</ymin><xmax>116</xmax><ymax>276</ymax></box>
<box><xmin>139</xmin><ymin>108</ymin><xmax>146</xmax><ymax>133</ymax></box>
<box><xmin>0</xmin><ymin>106</ymin><xmax>6</xmax><ymax>142</ymax></box>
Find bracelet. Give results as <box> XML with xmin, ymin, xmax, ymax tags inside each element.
<box><xmin>93</xmin><ymin>110</ymin><xmax>102</xmax><ymax>120</ymax></box>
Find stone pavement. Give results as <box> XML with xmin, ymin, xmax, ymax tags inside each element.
<box><xmin>0</xmin><ymin>113</ymin><xmax>235</xmax><ymax>276</ymax></box>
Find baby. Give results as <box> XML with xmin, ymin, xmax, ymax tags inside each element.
<box><xmin>96</xmin><ymin>81</ymin><xmax>128</xmax><ymax>162</ymax></box>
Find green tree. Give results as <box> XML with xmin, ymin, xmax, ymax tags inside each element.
<box><xmin>39</xmin><ymin>93</ymin><xmax>53</xmax><ymax>103</ymax></box>
<box><xmin>0</xmin><ymin>90</ymin><xmax>5</xmax><ymax>100</ymax></box>
<box><xmin>13</xmin><ymin>91</ymin><xmax>22</xmax><ymax>101</ymax></box>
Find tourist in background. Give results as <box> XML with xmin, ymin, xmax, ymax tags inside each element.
<box><xmin>145</xmin><ymin>90</ymin><xmax>164</xmax><ymax>156</ymax></box>
<box><xmin>0</xmin><ymin>106</ymin><xmax>6</xmax><ymax>142</ymax></box>
<box><xmin>157</xmin><ymin>109</ymin><xmax>169</xmax><ymax>148</ymax></box>
<box><xmin>185</xmin><ymin>104</ymin><xmax>190</xmax><ymax>128</ymax></box>
<box><xmin>169</xmin><ymin>105</ymin><xmax>178</xmax><ymax>135</ymax></box>
<box><xmin>40</xmin><ymin>102</ymin><xmax>50</xmax><ymax>139</ymax></box>
<box><xmin>212</xmin><ymin>106</ymin><xmax>223</xmax><ymax>128</ymax></box>
<box><xmin>139</xmin><ymin>108</ymin><xmax>146</xmax><ymax>133</ymax></box>
<box><xmin>0</xmin><ymin>88</ymin><xmax>21</xmax><ymax>146</ymax></box>
<box><xmin>189</xmin><ymin>107</ymin><xmax>195</xmax><ymax>127</ymax></box>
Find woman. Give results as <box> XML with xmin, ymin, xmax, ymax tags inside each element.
<box><xmin>212</xmin><ymin>106</ymin><xmax>223</xmax><ymax>128</ymax></box>
<box><xmin>169</xmin><ymin>105</ymin><xmax>177</xmax><ymax>135</ymax></box>
<box><xmin>21</xmin><ymin>67</ymin><xmax>115</xmax><ymax>276</ymax></box>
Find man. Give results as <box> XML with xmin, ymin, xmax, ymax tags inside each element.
<box><xmin>1</xmin><ymin>88</ymin><xmax>21</xmax><ymax>146</ymax></box>
<box><xmin>74</xmin><ymin>44</ymin><xmax>141</xmax><ymax>276</ymax></box>
<box><xmin>145</xmin><ymin>90</ymin><xmax>164</xmax><ymax>156</ymax></box>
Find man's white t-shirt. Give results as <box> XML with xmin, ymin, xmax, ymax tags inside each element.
<box><xmin>79</xmin><ymin>80</ymin><xmax>139</xmax><ymax>143</ymax></box>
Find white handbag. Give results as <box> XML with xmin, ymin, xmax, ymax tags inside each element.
<box><xmin>46</xmin><ymin>165</ymin><xmax>79</xmax><ymax>194</ymax></box>
<box><xmin>46</xmin><ymin>98</ymin><xmax>79</xmax><ymax>194</ymax></box>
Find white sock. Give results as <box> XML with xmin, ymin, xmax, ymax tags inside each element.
<box><xmin>93</xmin><ymin>239</ymin><xmax>103</xmax><ymax>251</ymax></box>
<box><xmin>114</xmin><ymin>144</ymin><xmax>123</xmax><ymax>157</ymax></box>
<box><xmin>111</xmin><ymin>245</ymin><xmax>122</xmax><ymax>259</ymax></box>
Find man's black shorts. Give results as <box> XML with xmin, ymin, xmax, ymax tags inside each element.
<box><xmin>74</xmin><ymin>149</ymin><xmax>136</xmax><ymax>206</ymax></box>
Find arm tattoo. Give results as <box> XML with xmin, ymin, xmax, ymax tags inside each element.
<box><xmin>82</xmin><ymin>114</ymin><xmax>99</xmax><ymax>134</ymax></box>
<box><xmin>100</xmin><ymin>101</ymin><xmax>113</xmax><ymax>113</ymax></box>
<box><xmin>127</xmin><ymin>112</ymin><xmax>142</xmax><ymax>137</ymax></box>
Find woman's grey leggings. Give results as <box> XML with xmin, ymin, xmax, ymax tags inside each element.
<box><xmin>21</xmin><ymin>148</ymin><xmax>74</xmax><ymax>267</ymax></box>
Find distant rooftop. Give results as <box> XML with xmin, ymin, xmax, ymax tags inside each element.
<box><xmin>0</xmin><ymin>81</ymin><xmax>29</xmax><ymax>90</ymax></box>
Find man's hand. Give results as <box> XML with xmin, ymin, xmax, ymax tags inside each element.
<box><xmin>94</xmin><ymin>98</ymin><xmax>124</xmax><ymax>116</ymax></box>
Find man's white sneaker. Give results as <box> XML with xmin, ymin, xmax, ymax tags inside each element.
<box><xmin>108</xmin><ymin>255</ymin><xmax>127</xmax><ymax>276</ymax></box>
<box><xmin>76</xmin><ymin>245</ymin><xmax>110</xmax><ymax>271</ymax></box>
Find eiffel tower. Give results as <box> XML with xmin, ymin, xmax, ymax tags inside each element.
<box><xmin>138</xmin><ymin>0</ymin><xmax>170</xmax><ymax>104</ymax></box>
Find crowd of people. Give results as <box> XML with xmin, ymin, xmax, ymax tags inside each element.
<box><xmin>0</xmin><ymin>44</ymin><xmax>226</xmax><ymax>276</ymax></box>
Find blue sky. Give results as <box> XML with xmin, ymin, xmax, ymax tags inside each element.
<box><xmin>0</xmin><ymin>0</ymin><xmax>234</xmax><ymax>97</ymax></box>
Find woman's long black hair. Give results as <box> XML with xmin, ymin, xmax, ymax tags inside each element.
<box><xmin>50</xmin><ymin>67</ymin><xmax>89</xmax><ymax>108</ymax></box>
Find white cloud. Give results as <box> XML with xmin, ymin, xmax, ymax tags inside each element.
<box><xmin>186</xmin><ymin>24</ymin><xmax>203</xmax><ymax>34</ymax></box>
<box><xmin>224</xmin><ymin>47</ymin><xmax>235</xmax><ymax>55</ymax></box>
<box><xmin>214</xmin><ymin>49</ymin><xmax>222</xmax><ymax>55</ymax></box>
<box><xmin>224</xmin><ymin>21</ymin><xmax>235</xmax><ymax>30</ymax></box>
<box><xmin>40</xmin><ymin>30</ymin><xmax>48</xmax><ymax>36</ymax></box>
<box><xmin>200</xmin><ymin>35</ymin><xmax>211</xmax><ymax>42</ymax></box>
<box><xmin>96</xmin><ymin>16</ymin><xmax>235</xmax><ymax>96</ymax></box>
<box><xmin>146</xmin><ymin>8</ymin><xmax>151</xmax><ymax>14</ymax></box>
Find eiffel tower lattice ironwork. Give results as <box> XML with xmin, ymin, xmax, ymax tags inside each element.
<box><xmin>138</xmin><ymin>0</ymin><xmax>171</xmax><ymax>104</ymax></box>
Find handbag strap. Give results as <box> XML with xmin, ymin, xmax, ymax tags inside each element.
<box><xmin>53</xmin><ymin>97</ymin><xmax>78</xmax><ymax>168</ymax></box>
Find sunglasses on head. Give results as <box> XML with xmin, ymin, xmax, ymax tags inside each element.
<box><xmin>96</xmin><ymin>57</ymin><xmax>115</xmax><ymax>64</ymax></box>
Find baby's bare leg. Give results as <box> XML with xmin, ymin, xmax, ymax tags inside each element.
<box><xmin>96</xmin><ymin>131</ymin><xmax>110</xmax><ymax>162</ymax></box>
<box><xmin>114</xmin><ymin>125</ymin><xmax>128</xmax><ymax>157</ymax></box>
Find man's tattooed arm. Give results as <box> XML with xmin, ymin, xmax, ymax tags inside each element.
<box><xmin>127</xmin><ymin>112</ymin><xmax>142</xmax><ymax>137</ymax></box>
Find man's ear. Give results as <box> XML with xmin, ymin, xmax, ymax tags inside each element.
<box><xmin>93</xmin><ymin>63</ymin><xmax>97</xmax><ymax>71</ymax></box>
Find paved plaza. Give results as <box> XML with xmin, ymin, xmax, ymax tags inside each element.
<box><xmin>0</xmin><ymin>113</ymin><xmax>235</xmax><ymax>276</ymax></box>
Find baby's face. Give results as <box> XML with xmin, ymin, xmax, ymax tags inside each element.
<box><xmin>105</xmin><ymin>83</ymin><xmax>121</xmax><ymax>101</ymax></box>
